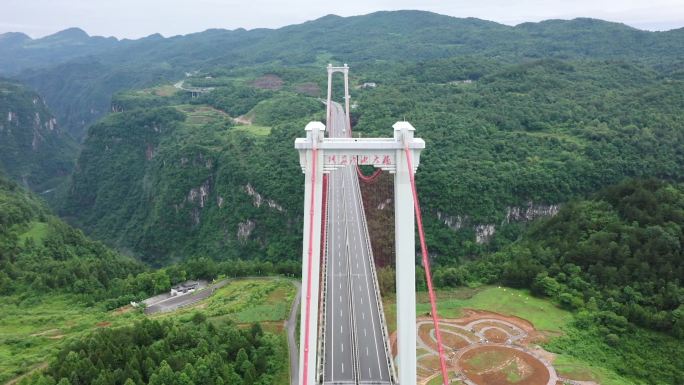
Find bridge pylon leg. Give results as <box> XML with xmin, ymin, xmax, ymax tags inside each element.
<box><xmin>326</xmin><ymin>64</ymin><xmax>333</xmax><ymax>128</ymax></box>
<box><xmin>394</xmin><ymin>123</ymin><xmax>418</xmax><ymax>385</ymax></box>
<box><xmin>298</xmin><ymin>122</ymin><xmax>325</xmax><ymax>385</ymax></box>
<box><xmin>343</xmin><ymin>64</ymin><xmax>350</xmax><ymax>130</ymax></box>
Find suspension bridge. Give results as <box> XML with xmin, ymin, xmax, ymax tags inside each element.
<box><xmin>294</xmin><ymin>64</ymin><xmax>449</xmax><ymax>385</ymax></box>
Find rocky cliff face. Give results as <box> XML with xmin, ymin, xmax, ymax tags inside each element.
<box><xmin>505</xmin><ymin>202</ymin><xmax>560</xmax><ymax>223</ymax></box>
<box><xmin>438</xmin><ymin>202</ymin><xmax>560</xmax><ymax>244</ymax></box>
<box><xmin>0</xmin><ymin>79</ymin><xmax>77</xmax><ymax>194</ymax></box>
<box><xmin>62</xmin><ymin>104</ymin><xmax>301</xmax><ymax>265</ymax></box>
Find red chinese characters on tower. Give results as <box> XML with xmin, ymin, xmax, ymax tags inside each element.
<box><xmin>325</xmin><ymin>153</ymin><xmax>394</xmax><ymax>166</ymax></box>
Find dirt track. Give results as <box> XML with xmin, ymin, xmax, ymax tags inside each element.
<box><xmin>401</xmin><ymin>309</ymin><xmax>561</xmax><ymax>385</ymax></box>
<box><xmin>458</xmin><ymin>345</ymin><xmax>554</xmax><ymax>385</ymax></box>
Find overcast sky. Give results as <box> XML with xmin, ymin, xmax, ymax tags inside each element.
<box><xmin>2</xmin><ymin>0</ymin><xmax>683</xmax><ymax>39</ymax></box>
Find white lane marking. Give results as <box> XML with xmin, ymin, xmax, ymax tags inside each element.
<box><xmin>366</xmin><ymin>346</ymin><xmax>369</xmax><ymax>356</ymax></box>
<box><xmin>341</xmin><ymin>362</ymin><xmax>344</xmax><ymax>373</ymax></box>
<box><xmin>341</xmin><ymin>343</ymin><xmax>344</xmax><ymax>352</ymax></box>
<box><xmin>369</xmin><ymin>368</ymin><xmax>372</xmax><ymax>378</ymax></box>
<box><xmin>362</xmin><ymin>312</ymin><xmax>365</xmax><ymax>320</ymax></box>
<box><xmin>364</xmin><ymin>328</ymin><xmax>367</xmax><ymax>337</ymax></box>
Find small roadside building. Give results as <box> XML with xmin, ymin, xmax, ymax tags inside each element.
<box><xmin>170</xmin><ymin>281</ymin><xmax>199</xmax><ymax>296</ymax></box>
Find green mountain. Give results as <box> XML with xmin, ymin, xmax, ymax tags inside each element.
<box><xmin>0</xmin><ymin>171</ymin><xmax>145</xmax><ymax>297</ymax></box>
<box><xmin>62</xmin><ymin>84</ymin><xmax>318</xmax><ymax>264</ymax></box>
<box><xmin>4</xmin><ymin>11</ymin><xmax>683</xmax><ymax>139</ymax></box>
<box><xmin>0</xmin><ymin>78</ymin><xmax>78</xmax><ymax>196</ymax></box>
<box><xmin>441</xmin><ymin>178</ymin><xmax>684</xmax><ymax>333</ymax></box>
<box><xmin>0</xmin><ymin>28</ymin><xmax>118</xmax><ymax>75</ymax></box>
<box><xmin>61</xmin><ymin>58</ymin><xmax>684</xmax><ymax>268</ymax></box>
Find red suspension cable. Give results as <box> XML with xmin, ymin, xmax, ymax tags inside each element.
<box><xmin>356</xmin><ymin>167</ymin><xmax>383</xmax><ymax>183</ymax></box>
<box><xmin>303</xmin><ymin>148</ymin><xmax>319</xmax><ymax>385</ymax></box>
<box><xmin>404</xmin><ymin>144</ymin><xmax>450</xmax><ymax>385</ymax></box>
<box><xmin>347</xmin><ymin>122</ymin><xmax>381</xmax><ymax>184</ymax></box>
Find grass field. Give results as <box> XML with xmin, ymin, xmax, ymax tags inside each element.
<box><xmin>156</xmin><ymin>278</ymin><xmax>296</xmax><ymax>326</ymax></box>
<box><xmin>0</xmin><ymin>294</ymin><xmax>142</xmax><ymax>383</ymax></box>
<box><xmin>17</xmin><ymin>222</ymin><xmax>49</xmax><ymax>245</ymax></box>
<box><xmin>151</xmin><ymin>85</ymin><xmax>179</xmax><ymax>97</ymax></box>
<box><xmin>0</xmin><ymin>278</ymin><xmax>297</xmax><ymax>384</ymax></box>
<box><xmin>175</xmin><ymin>104</ymin><xmax>233</xmax><ymax>128</ymax></box>
<box><xmin>553</xmin><ymin>354</ymin><xmax>635</xmax><ymax>385</ymax></box>
<box><xmin>384</xmin><ymin>286</ymin><xmax>571</xmax><ymax>333</ymax></box>
<box><xmin>232</xmin><ymin>124</ymin><xmax>272</xmax><ymax>136</ymax></box>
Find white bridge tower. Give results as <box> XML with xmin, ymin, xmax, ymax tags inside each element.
<box><xmin>296</xmin><ymin>66</ymin><xmax>423</xmax><ymax>385</ymax></box>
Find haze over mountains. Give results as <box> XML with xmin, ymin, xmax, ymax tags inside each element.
<box><xmin>1</xmin><ymin>11</ymin><xmax>683</xmax><ymax>139</ymax></box>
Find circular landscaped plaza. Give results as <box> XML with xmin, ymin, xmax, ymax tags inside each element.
<box><xmin>394</xmin><ymin>309</ymin><xmax>562</xmax><ymax>385</ymax></box>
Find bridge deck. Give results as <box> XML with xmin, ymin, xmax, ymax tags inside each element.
<box><xmin>321</xmin><ymin>102</ymin><xmax>393</xmax><ymax>384</ymax></box>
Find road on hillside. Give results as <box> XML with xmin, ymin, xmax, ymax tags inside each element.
<box><xmin>322</xmin><ymin>102</ymin><xmax>392</xmax><ymax>384</ymax></box>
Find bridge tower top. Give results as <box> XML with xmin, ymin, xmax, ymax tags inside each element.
<box><xmin>326</xmin><ymin>63</ymin><xmax>351</xmax><ymax>131</ymax></box>
<box><xmin>327</xmin><ymin>63</ymin><xmax>349</xmax><ymax>74</ymax></box>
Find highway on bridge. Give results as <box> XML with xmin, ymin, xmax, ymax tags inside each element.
<box><xmin>322</xmin><ymin>102</ymin><xmax>392</xmax><ymax>384</ymax></box>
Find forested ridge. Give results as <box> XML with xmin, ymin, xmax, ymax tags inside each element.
<box><xmin>428</xmin><ymin>179</ymin><xmax>684</xmax><ymax>333</ymax></box>
<box><xmin>0</xmin><ymin>172</ymin><xmax>145</xmax><ymax>300</ymax></box>
<box><xmin>61</xmin><ymin>57</ymin><xmax>684</xmax><ymax>267</ymax></box>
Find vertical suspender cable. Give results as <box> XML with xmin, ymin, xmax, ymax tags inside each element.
<box><xmin>303</xmin><ymin>147</ymin><xmax>319</xmax><ymax>385</ymax></box>
<box><xmin>404</xmin><ymin>144</ymin><xmax>450</xmax><ymax>385</ymax></box>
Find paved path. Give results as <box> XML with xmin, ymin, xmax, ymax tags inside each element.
<box><xmin>287</xmin><ymin>281</ymin><xmax>301</xmax><ymax>385</ymax></box>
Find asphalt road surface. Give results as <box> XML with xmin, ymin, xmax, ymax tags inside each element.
<box><xmin>322</xmin><ymin>102</ymin><xmax>392</xmax><ymax>384</ymax></box>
